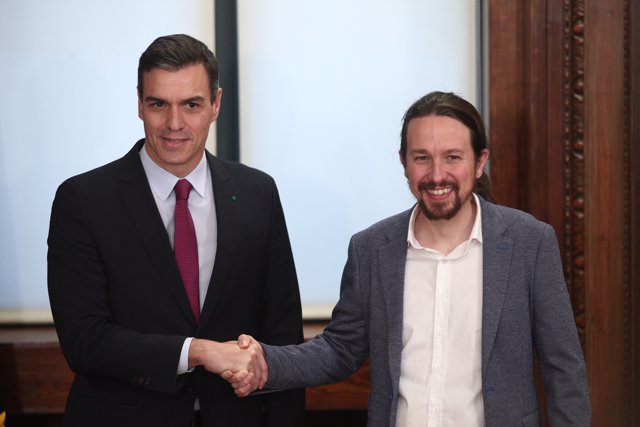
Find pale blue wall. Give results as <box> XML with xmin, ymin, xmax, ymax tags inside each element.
<box><xmin>0</xmin><ymin>0</ymin><xmax>479</xmax><ymax>319</ymax></box>
<box><xmin>237</xmin><ymin>0</ymin><xmax>480</xmax><ymax>314</ymax></box>
<box><xmin>0</xmin><ymin>0</ymin><xmax>214</xmax><ymax>317</ymax></box>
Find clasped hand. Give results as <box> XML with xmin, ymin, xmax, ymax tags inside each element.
<box><xmin>220</xmin><ymin>334</ymin><xmax>266</xmax><ymax>397</ymax></box>
<box><xmin>189</xmin><ymin>334</ymin><xmax>266</xmax><ymax>397</ymax></box>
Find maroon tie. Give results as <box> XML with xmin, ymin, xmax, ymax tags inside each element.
<box><xmin>174</xmin><ymin>179</ymin><xmax>200</xmax><ymax>323</ymax></box>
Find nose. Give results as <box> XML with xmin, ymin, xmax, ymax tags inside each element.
<box><xmin>429</xmin><ymin>158</ymin><xmax>445</xmax><ymax>182</ymax></box>
<box><xmin>166</xmin><ymin>106</ymin><xmax>184</xmax><ymax>131</ymax></box>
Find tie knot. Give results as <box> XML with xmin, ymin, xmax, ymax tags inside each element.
<box><xmin>175</xmin><ymin>179</ymin><xmax>193</xmax><ymax>201</ymax></box>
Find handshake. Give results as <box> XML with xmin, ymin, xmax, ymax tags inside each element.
<box><xmin>189</xmin><ymin>334</ymin><xmax>268</xmax><ymax>397</ymax></box>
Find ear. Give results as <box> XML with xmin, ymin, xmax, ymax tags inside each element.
<box><xmin>211</xmin><ymin>88</ymin><xmax>223</xmax><ymax>122</ymax></box>
<box><xmin>399</xmin><ymin>151</ymin><xmax>408</xmax><ymax>177</ymax></box>
<box><xmin>137</xmin><ymin>92</ymin><xmax>143</xmax><ymax>120</ymax></box>
<box><xmin>475</xmin><ymin>149</ymin><xmax>489</xmax><ymax>178</ymax></box>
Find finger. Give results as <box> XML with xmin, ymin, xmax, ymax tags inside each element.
<box><xmin>235</xmin><ymin>386</ymin><xmax>251</xmax><ymax>397</ymax></box>
<box><xmin>230</xmin><ymin>370</ymin><xmax>250</xmax><ymax>385</ymax></box>
<box><xmin>237</xmin><ymin>334</ymin><xmax>252</xmax><ymax>349</ymax></box>
<box><xmin>254</xmin><ymin>350</ymin><xmax>268</xmax><ymax>389</ymax></box>
<box><xmin>258</xmin><ymin>358</ymin><xmax>268</xmax><ymax>389</ymax></box>
<box><xmin>230</xmin><ymin>372</ymin><xmax>254</xmax><ymax>390</ymax></box>
<box><xmin>234</xmin><ymin>378</ymin><xmax>258</xmax><ymax>397</ymax></box>
<box><xmin>219</xmin><ymin>370</ymin><xmax>234</xmax><ymax>381</ymax></box>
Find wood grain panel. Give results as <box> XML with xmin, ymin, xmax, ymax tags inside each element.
<box><xmin>489</xmin><ymin>0</ymin><xmax>638</xmax><ymax>424</ymax></box>
<box><xmin>583</xmin><ymin>1</ymin><xmax>629</xmax><ymax>424</ymax></box>
<box><xmin>0</xmin><ymin>325</ymin><xmax>370</xmax><ymax>415</ymax></box>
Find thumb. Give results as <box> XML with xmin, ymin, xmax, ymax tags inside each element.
<box><xmin>237</xmin><ymin>334</ymin><xmax>251</xmax><ymax>349</ymax></box>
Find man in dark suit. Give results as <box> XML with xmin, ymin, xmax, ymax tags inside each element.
<box><xmin>228</xmin><ymin>92</ymin><xmax>591</xmax><ymax>426</ymax></box>
<box><xmin>47</xmin><ymin>34</ymin><xmax>304</xmax><ymax>427</ymax></box>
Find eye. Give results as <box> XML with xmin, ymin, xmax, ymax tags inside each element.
<box><xmin>153</xmin><ymin>101</ymin><xmax>165</xmax><ymax>108</ymax></box>
<box><xmin>446</xmin><ymin>154</ymin><xmax>462</xmax><ymax>161</ymax></box>
<box><xmin>187</xmin><ymin>102</ymin><xmax>199</xmax><ymax>109</ymax></box>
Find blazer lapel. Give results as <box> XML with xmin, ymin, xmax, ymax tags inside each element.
<box><xmin>197</xmin><ymin>152</ymin><xmax>240</xmax><ymax>328</ymax></box>
<box><xmin>378</xmin><ymin>210</ymin><xmax>412</xmax><ymax>392</ymax></box>
<box><xmin>117</xmin><ymin>140</ymin><xmax>196</xmax><ymax>326</ymax></box>
<box><xmin>480</xmin><ymin>198</ymin><xmax>513</xmax><ymax>374</ymax></box>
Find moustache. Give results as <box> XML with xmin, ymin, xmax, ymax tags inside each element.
<box><xmin>417</xmin><ymin>181</ymin><xmax>458</xmax><ymax>192</ymax></box>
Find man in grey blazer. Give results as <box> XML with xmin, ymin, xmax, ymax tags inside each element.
<box><xmin>227</xmin><ymin>91</ymin><xmax>591</xmax><ymax>426</ymax></box>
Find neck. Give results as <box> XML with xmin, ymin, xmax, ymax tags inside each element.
<box><xmin>414</xmin><ymin>196</ymin><xmax>477</xmax><ymax>255</ymax></box>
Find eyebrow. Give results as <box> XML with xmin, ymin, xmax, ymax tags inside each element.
<box><xmin>143</xmin><ymin>95</ymin><xmax>208</xmax><ymax>104</ymax></box>
<box><xmin>408</xmin><ymin>148</ymin><xmax>465</xmax><ymax>155</ymax></box>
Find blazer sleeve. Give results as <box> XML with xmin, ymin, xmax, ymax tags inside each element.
<box><xmin>263</xmin><ymin>233</ymin><xmax>370</xmax><ymax>389</ymax></box>
<box><xmin>47</xmin><ymin>179</ymin><xmax>186</xmax><ymax>394</ymax></box>
<box><xmin>532</xmin><ymin>224</ymin><xmax>591</xmax><ymax>425</ymax></box>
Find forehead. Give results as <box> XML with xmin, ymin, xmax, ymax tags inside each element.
<box><xmin>406</xmin><ymin>115</ymin><xmax>472</xmax><ymax>152</ymax></box>
<box><xmin>142</xmin><ymin>63</ymin><xmax>210</xmax><ymax>100</ymax></box>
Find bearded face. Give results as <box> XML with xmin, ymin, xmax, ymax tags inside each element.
<box><xmin>401</xmin><ymin>115</ymin><xmax>488</xmax><ymax>222</ymax></box>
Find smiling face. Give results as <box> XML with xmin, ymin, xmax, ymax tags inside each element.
<box><xmin>138</xmin><ymin>63</ymin><xmax>221</xmax><ymax>177</ymax></box>
<box><xmin>401</xmin><ymin>114</ymin><xmax>488</xmax><ymax>221</ymax></box>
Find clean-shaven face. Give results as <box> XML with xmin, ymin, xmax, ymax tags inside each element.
<box><xmin>138</xmin><ymin>63</ymin><xmax>221</xmax><ymax>177</ymax></box>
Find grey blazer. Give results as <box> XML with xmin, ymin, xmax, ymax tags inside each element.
<box><xmin>263</xmin><ymin>197</ymin><xmax>591</xmax><ymax>426</ymax></box>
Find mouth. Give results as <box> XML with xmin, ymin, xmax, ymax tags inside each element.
<box><xmin>427</xmin><ymin>187</ymin><xmax>452</xmax><ymax>197</ymax></box>
<box><xmin>160</xmin><ymin>136</ymin><xmax>190</xmax><ymax>146</ymax></box>
<box><xmin>418</xmin><ymin>182</ymin><xmax>456</xmax><ymax>199</ymax></box>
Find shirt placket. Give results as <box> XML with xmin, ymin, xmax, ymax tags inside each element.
<box><xmin>427</xmin><ymin>258</ymin><xmax>450</xmax><ymax>426</ymax></box>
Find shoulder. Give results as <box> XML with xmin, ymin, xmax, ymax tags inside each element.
<box><xmin>480</xmin><ymin>197</ymin><xmax>555</xmax><ymax>240</ymax></box>
<box><xmin>57</xmin><ymin>155</ymin><xmax>130</xmax><ymax>197</ymax></box>
<box><xmin>208</xmin><ymin>153</ymin><xmax>277</xmax><ymax>188</ymax></box>
<box><xmin>352</xmin><ymin>208</ymin><xmax>413</xmax><ymax>245</ymax></box>
<box><xmin>58</xmin><ymin>141</ymin><xmax>144</xmax><ymax>191</ymax></box>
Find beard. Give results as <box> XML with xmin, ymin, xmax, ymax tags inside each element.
<box><xmin>416</xmin><ymin>181</ymin><xmax>466</xmax><ymax>220</ymax></box>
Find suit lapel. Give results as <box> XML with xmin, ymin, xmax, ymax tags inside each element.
<box><xmin>197</xmin><ymin>153</ymin><xmax>240</xmax><ymax>328</ymax></box>
<box><xmin>378</xmin><ymin>210</ymin><xmax>412</xmax><ymax>391</ymax></box>
<box><xmin>480</xmin><ymin>199</ymin><xmax>513</xmax><ymax>373</ymax></box>
<box><xmin>116</xmin><ymin>140</ymin><xmax>196</xmax><ymax>326</ymax></box>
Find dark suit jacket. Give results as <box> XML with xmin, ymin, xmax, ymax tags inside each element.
<box><xmin>264</xmin><ymin>197</ymin><xmax>591</xmax><ymax>426</ymax></box>
<box><xmin>48</xmin><ymin>140</ymin><xmax>305</xmax><ymax>427</ymax></box>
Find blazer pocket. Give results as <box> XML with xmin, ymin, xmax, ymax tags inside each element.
<box><xmin>522</xmin><ymin>409</ymin><xmax>540</xmax><ymax>427</ymax></box>
<box><xmin>71</xmin><ymin>374</ymin><xmax>138</xmax><ymax>405</ymax></box>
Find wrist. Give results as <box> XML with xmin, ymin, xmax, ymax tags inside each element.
<box><xmin>188</xmin><ymin>338</ymin><xmax>205</xmax><ymax>369</ymax></box>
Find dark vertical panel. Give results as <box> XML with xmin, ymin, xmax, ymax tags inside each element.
<box><xmin>487</xmin><ymin>0</ymin><xmax>525</xmax><ymax>209</ymax></box>
<box><xmin>214</xmin><ymin>0</ymin><xmax>239</xmax><ymax>161</ymax></box>
<box><xmin>489</xmin><ymin>0</ymin><xmax>638</xmax><ymax>423</ymax></box>
<box><xmin>584</xmin><ymin>0</ymin><xmax>628</xmax><ymax>423</ymax></box>
<box><xmin>631</xmin><ymin>0</ymin><xmax>640</xmax><ymax>422</ymax></box>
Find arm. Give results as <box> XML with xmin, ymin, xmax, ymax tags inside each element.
<box><xmin>47</xmin><ymin>180</ymin><xmax>264</xmax><ymax>393</ymax></box>
<box><xmin>47</xmin><ymin>180</ymin><xmax>184</xmax><ymax>393</ymax></box>
<box><xmin>261</xmin><ymin>233</ymin><xmax>370</xmax><ymax>390</ymax></box>
<box><xmin>533</xmin><ymin>224</ymin><xmax>591</xmax><ymax>425</ymax></box>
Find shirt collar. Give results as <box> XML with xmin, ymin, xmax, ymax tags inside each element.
<box><xmin>407</xmin><ymin>193</ymin><xmax>483</xmax><ymax>250</ymax></box>
<box><xmin>139</xmin><ymin>143</ymin><xmax>208</xmax><ymax>201</ymax></box>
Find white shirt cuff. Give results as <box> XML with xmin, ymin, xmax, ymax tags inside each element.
<box><xmin>177</xmin><ymin>337</ymin><xmax>195</xmax><ymax>375</ymax></box>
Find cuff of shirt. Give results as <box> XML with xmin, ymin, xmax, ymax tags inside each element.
<box><xmin>177</xmin><ymin>337</ymin><xmax>195</xmax><ymax>375</ymax></box>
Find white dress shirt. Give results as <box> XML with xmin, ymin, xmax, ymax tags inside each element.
<box><xmin>139</xmin><ymin>145</ymin><xmax>217</xmax><ymax>374</ymax></box>
<box><xmin>396</xmin><ymin>194</ymin><xmax>485</xmax><ymax>427</ymax></box>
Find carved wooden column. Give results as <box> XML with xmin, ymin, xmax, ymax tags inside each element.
<box><xmin>488</xmin><ymin>0</ymin><xmax>639</xmax><ymax>425</ymax></box>
<box><xmin>582</xmin><ymin>0</ymin><xmax>638</xmax><ymax>424</ymax></box>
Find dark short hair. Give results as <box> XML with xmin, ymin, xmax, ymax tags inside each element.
<box><xmin>137</xmin><ymin>34</ymin><xmax>219</xmax><ymax>101</ymax></box>
<box><xmin>399</xmin><ymin>91</ymin><xmax>493</xmax><ymax>201</ymax></box>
